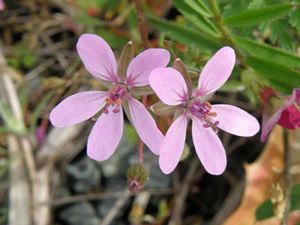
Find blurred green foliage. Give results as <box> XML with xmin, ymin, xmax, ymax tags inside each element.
<box><xmin>148</xmin><ymin>0</ymin><xmax>300</xmax><ymax>98</ymax></box>
<box><xmin>256</xmin><ymin>184</ymin><xmax>300</xmax><ymax>221</ymax></box>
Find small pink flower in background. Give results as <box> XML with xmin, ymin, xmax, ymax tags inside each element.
<box><xmin>0</xmin><ymin>0</ymin><xmax>5</xmax><ymax>11</ymax></box>
<box><xmin>149</xmin><ymin>47</ymin><xmax>260</xmax><ymax>175</ymax></box>
<box><xmin>36</xmin><ymin>125</ymin><xmax>46</xmax><ymax>144</ymax></box>
<box><xmin>261</xmin><ymin>88</ymin><xmax>300</xmax><ymax>142</ymax></box>
<box><xmin>50</xmin><ymin>34</ymin><xmax>170</xmax><ymax>160</ymax></box>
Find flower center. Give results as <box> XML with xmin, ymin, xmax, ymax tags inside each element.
<box><xmin>189</xmin><ymin>100</ymin><xmax>219</xmax><ymax>131</ymax></box>
<box><xmin>103</xmin><ymin>84</ymin><xmax>128</xmax><ymax>114</ymax></box>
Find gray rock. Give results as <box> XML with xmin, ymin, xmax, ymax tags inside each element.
<box><xmin>67</xmin><ymin>157</ymin><xmax>101</xmax><ymax>193</ymax></box>
<box><xmin>58</xmin><ymin>202</ymin><xmax>100</xmax><ymax>225</ymax></box>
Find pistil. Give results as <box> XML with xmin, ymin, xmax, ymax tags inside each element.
<box><xmin>103</xmin><ymin>85</ymin><xmax>128</xmax><ymax>114</ymax></box>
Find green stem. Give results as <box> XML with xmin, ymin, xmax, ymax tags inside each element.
<box><xmin>208</xmin><ymin>0</ymin><xmax>246</xmax><ymax>66</ymax></box>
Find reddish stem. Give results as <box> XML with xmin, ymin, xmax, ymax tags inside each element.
<box><xmin>134</xmin><ymin>0</ymin><xmax>150</xmax><ymax>164</ymax></box>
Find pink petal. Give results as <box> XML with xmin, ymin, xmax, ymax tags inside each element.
<box><xmin>128</xmin><ymin>98</ymin><xmax>164</xmax><ymax>155</ymax></box>
<box><xmin>261</xmin><ymin>88</ymin><xmax>300</xmax><ymax>142</ymax></box>
<box><xmin>50</xmin><ymin>91</ymin><xmax>107</xmax><ymax>127</ymax></box>
<box><xmin>295</xmin><ymin>88</ymin><xmax>300</xmax><ymax>105</ymax></box>
<box><xmin>159</xmin><ymin>115</ymin><xmax>188</xmax><ymax>174</ymax></box>
<box><xmin>192</xmin><ymin>118</ymin><xmax>227</xmax><ymax>175</ymax></box>
<box><xmin>77</xmin><ymin>34</ymin><xmax>118</xmax><ymax>82</ymax></box>
<box><xmin>212</xmin><ymin>104</ymin><xmax>260</xmax><ymax>137</ymax></box>
<box><xmin>87</xmin><ymin>108</ymin><xmax>124</xmax><ymax>161</ymax></box>
<box><xmin>149</xmin><ymin>67</ymin><xmax>188</xmax><ymax>106</ymax></box>
<box><xmin>277</xmin><ymin>105</ymin><xmax>300</xmax><ymax>129</ymax></box>
<box><xmin>126</xmin><ymin>48</ymin><xmax>170</xmax><ymax>86</ymax></box>
<box><xmin>198</xmin><ymin>47</ymin><xmax>235</xmax><ymax>95</ymax></box>
<box><xmin>0</xmin><ymin>0</ymin><xmax>5</xmax><ymax>11</ymax></box>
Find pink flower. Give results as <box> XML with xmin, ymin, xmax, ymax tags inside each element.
<box><xmin>149</xmin><ymin>47</ymin><xmax>260</xmax><ymax>175</ymax></box>
<box><xmin>261</xmin><ymin>88</ymin><xmax>300</xmax><ymax>142</ymax></box>
<box><xmin>50</xmin><ymin>34</ymin><xmax>170</xmax><ymax>160</ymax></box>
<box><xmin>0</xmin><ymin>0</ymin><xmax>4</xmax><ymax>11</ymax></box>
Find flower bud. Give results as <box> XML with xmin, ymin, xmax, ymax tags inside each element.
<box><xmin>127</xmin><ymin>163</ymin><xmax>148</xmax><ymax>195</ymax></box>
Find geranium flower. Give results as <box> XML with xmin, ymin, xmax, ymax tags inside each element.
<box><xmin>149</xmin><ymin>47</ymin><xmax>260</xmax><ymax>175</ymax></box>
<box><xmin>261</xmin><ymin>88</ymin><xmax>300</xmax><ymax>142</ymax></box>
<box><xmin>50</xmin><ymin>34</ymin><xmax>170</xmax><ymax>160</ymax></box>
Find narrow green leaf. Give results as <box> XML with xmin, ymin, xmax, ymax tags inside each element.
<box><xmin>256</xmin><ymin>199</ymin><xmax>274</xmax><ymax>221</ymax></box>
<box><xmin>148</xmin><ymin>16</ymin><xmax>220</xmax><ymax>50</ymax></box>
<box><xmin>184</xmin><ymin>0</ymin><xmax>212</xmax><ymax>17</ymax></box>
<box><xmin>291</xmin><ymin>184</ymin><xmax>300</xmax><ymax>211</ymax></box>
<box><xmin>224</xmin><ymin>3</ymin><xmax>293</xmax><ymax>27</ymax></box>
<box><xmin>246</xmin><ymin>56</ymin><xmax>300</xmax><ymax>87</ymax></box>
<box><xmin>235</xmin><ymin>37</ymin><xmax>300</xmax><ymax>68</ymax></box>
<box><xmin>173</xmin><ymin>0</ymin><xmax>219</xmax><ymax>37</ymax></box>
<box><xmin>30</xmin><ymin>92</ymin><xmax>54</xmax><ymax>134</ymax></box>
<box><xmin>289</xmin><ymin>8</ymin><xmax>300</xmax><ymax>31</ymax></box>
<box><xmin>268</xmin><ymin>80</ymin><xmax>294</xmax><ymax>95</ymax></box>
<box><xmin>270</xmin><ymin>19</ymin><xmax>295</xmax><ymax>52</ymax></box>
<box><xmin>219</xmin><ymin>80</ymin><xmax>246</xmax><ymax>92</ymax></box>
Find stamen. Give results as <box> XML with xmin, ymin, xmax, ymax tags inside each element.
<box><xmin>103</xmin><ymin>108</ymin><xmax>109</xmax><ymax>114</ymax></box>
<box><xmin>113</xmin><ymin>108</ymin><xmax>120</xmax><ymax>113</ymax></box>
<box><xmin>189</xmin><ymin>100</ymin><xmax>220</xmax><ymax>132</ymax></box>
<box><xmin>204</xmin><ymin>101</ymin><xmax>212</xmax><ymax>109</ymax></box>
<box><xmin>209</xmin><ymin>112</ymin><xmax>217</xmax><ymax>117</ymax></box>
<box><xmin>104</xmin><ymin>84</ymin><xmax>128</xmax><ymax>114</ymax></box>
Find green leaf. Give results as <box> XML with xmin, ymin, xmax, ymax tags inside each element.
<box><xmin>184</xmin><ymin>0</ymin><xmax>212</xmax><ymax>17</ymax></box>
<box><xmin>173</xmin><ymin>0</ymin><xmax>219</xmax><ymax>37</ymax></box>
<box><xmin>96</xmin><ymin>28</ymin><xmax>128</xmax><ymax>48</ymax></box>
<box><xmin>270</xmin><ymin>19</ymin><xmax>295</xmax><ymax>51</ymax></box>
<box><xmin>223</xmin><ymin>3</ymin><xmax>293</xmax><ymax>27</ymax></box>
<box><xmin>30</xmin><ymin>92</ymin><xmax>54</xmax><ymax>134</ymax></box>
<box><xmin>74</xmin><ymin>13</ymin><xmax>102</xmax><ymax>27</ymax></box>
<box><xmin>256</xmin><ymin>199</ymin><xmax>274</xmax><ymax>221</ymax></box>
<box><xmin>235</xmin><ymin>37</ymin><xmax>300</xmax><ymax>68</ymax></box>
<box><xmin>291</xmin><ymin>184</ymin><xmax>300</xmax><ymax>211</ymax></box>
<box><xmin>248</xmin><ymin>0</ymin><xmax>266</xmax><ymax>10</ymax></box>
<box><xmin>256</xmin><ymin>184</ymin><xmax>300</xmax><ymax>221</ymax></box>
<box><xmin>22</xmin><ymin>53</ymin><xmax>38</xmax><ymax>69</ymax></box>
<box><xmin>289</xmin><ymin>8</ymin><xmax>300</xmax><ymax>31</ymax></box>
<box><xmin>268</xmin><ymin>79</ymin><xmax>294</xmax><ymax>95</ymax></box>
<box><xmin>219</xmin><ymin>80</ymin><xmax>246</xmax><ymax>92</ymax></box>
<box><xmin>148</xmin><ymin>16</ymin><xmax>220</xmax><ymax>50</ymax></box>
<box><xmin>246</xmin><ymin>56</ymin><xmax>300</xmax><ymax>87</ymax></box>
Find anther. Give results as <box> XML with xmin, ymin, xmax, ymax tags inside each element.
<box><xmin>203</xmin><ymin>123</ymin><xmax>210</xmax><ymax>128</ymax></box>
<box><xmin>103</xmin><ymin>108</ymin><xmax>109</xmax><ymax>114</ymax></box>
<box><xmin>209</xmin><ymin>112</ymin><xmax>217</xmax><ymax>117</ymax></box>
<box><xmin>113</xmin><ymin>108</ymin><xmax>120</xmax><ymax>113</ymax></box>
<box><xmin>204</xmin><ymin>101</ymin><xmax>212</xmax><ymax>109</ymax></box>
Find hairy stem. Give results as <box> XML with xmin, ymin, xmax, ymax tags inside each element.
<box><xmin>134</xmin><ymin>0</ymin><xmax>150</xmax><ymax>164</ymax></box>
<box><xmin>208</xmin><ymin>0</ymin><xmax>246</xmax><ymax>65</ymax></box>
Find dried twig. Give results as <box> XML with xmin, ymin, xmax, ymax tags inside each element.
<box><xmin>168</xmin><ymin>158</ymin><xmax>201</xmax><ymax>225</ymax></box>
<box><xmin>133</xmin><ymin>0</ymin><xmax>149</xmax><ymax>49</ymax></box>
<box><xmin>281</xmin><ymin>130</ymin><xmax>292</xmax><ymax>225</ymax></box>
<box><xmin>101</xmin><ymin>189</ymin><xmax>132</xmax><ymax>225</ymax></box>
<box><xmin>43</xmin><ymin>189</ymin><xmax>173</xmax><ymax>207</ymax></box>
<box><xmin>209</xmin><ymin>177</ymin><xmax>245</xmax><ymax>225</ymax></box>
<box><xmin>0</xmin><ymin>44</ymin><xmax>31</xmax><ymax>225</ymax></box>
